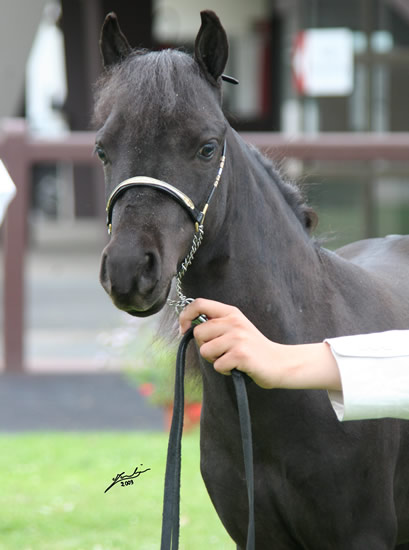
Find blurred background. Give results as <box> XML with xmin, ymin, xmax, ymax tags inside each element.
<box><xmin>0</xmin><ymin>0</ymin><xmax>408</xmax><ymax>375</ymax></box>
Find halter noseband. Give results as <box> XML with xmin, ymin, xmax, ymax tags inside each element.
<box><xmin>105</xmin><ymin>141</ymin><xmax>226</xmax><ymax>236</ymax></box>
<box><xmin>106</xmin><ymin>177</ymin><xmax>204</xmax><ymax>235</ymax></box>
<box><xmin>105</xmin><ymin>141</ymin><xmax>227</xmax><ymax>313</ymax></box>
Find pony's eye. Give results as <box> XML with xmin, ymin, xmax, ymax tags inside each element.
<box><xmin>95</xmin><ymin>145</ymin><xmax>108</xmax><ymax>165</ymax></box>
<box><xmin>198</xmin><ymin>142</ymin><xmax>216</xmax><ymax>159</ymax></box>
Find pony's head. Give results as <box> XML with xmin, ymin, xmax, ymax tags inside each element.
<box><xmin>94</xmin><ymin>11</ymin><xmax>230</xmax><ymax>316</ymax></box>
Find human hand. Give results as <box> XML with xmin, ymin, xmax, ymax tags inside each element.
<box><xmin>179</xmin><ymin>299</ymin><xmax>290</xmax><ymax>388</ymax></box>
<box><xmin>179</xmin><ymin>298</ymin><xmax>341</xmax><ymax>391</ymax></box>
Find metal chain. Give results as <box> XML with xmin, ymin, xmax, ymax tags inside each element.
<box><xmin>167</xmin><ymin>224</ymin><xmax>204</xmax><ymax>315</ymax></box>
<box><xmin>166</xmin><ymin>140</ymin><xmax>226</xmax><ymax>316</ymax></box>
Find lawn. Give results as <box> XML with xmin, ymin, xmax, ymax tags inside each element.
<box><xmin>0</xmin><ymin>432</ymin><xmax>233</xmax><ymax>550</ymax></box>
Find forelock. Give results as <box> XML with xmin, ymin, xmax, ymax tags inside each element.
<box><xmin>93</xmin><ymin>49</ymin><xmax>207</xmax><ymax>129</ymax></box>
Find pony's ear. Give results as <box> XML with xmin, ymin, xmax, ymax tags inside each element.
<box><xmin>194</xmin><ymin>11</ymin><xmax>228</xmax><ymax>85</ymax></box>
<box><xmin>100</xmin><ymin>12</ymin><xmax>132</xmax><ymax>68</ymax></box>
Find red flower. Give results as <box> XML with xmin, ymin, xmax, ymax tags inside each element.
<box><xmin>138</xmin><ymin>382</ymin><xmax>155</xmax><ymax>397</ymax></box>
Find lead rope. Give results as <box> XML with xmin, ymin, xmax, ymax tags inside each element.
<box><xmin>160</xmin><ymin>325</ymin><xmax>255</xmax><ymax>550</ymax></box>
<box><xmin>160</xmin><ymin>327</ymin><xmax>193</xmax><ymax>550</ymax></box>
<box><xmin>161</xmin><ymin>322</ymin><xmax>255</xmax><ymax>549</ymax></box>
<box><xmin>231</xmin><ymin>370</ymin><xmax>255</xmax><ymax>549</ymax></box>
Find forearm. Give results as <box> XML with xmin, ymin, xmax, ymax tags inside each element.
<box><xmin>278</xmin><ymin>342</ymin><xmax>341</xmax><ymax>391</ymax></box>
<box><xmin>180</xmin><ymin>300</ymin><xmax>409</xmax><ymax>421</ymax></box>
<box><xmin>180</xmin><ymin>299</ymin><xmax>342</xmax><ymax>391</ymax></box>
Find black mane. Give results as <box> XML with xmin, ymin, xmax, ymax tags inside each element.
<box><xmin>247</xmin><ymin>143</ymin><xmax>317</xmax><ymax>232</ymax></box>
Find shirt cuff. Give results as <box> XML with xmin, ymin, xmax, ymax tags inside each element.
<box><xmin>325</xmin><ymin>331</ymin><xmax>409</xmax><ymax>421</ymax></box>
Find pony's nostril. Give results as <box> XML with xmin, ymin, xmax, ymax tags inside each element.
<box><xmin>139</xmin><ymin>252</ymin><xmax>160</xmax><ymax>294</ymax></box>
<box><xmin>99</xmin><ymin>251</ymin><xmax>112</xmax><ymax>293</ymax></box>
<box><xmin>144</xmin><ymin>253</ymin><xmax>154</xmax><ymax>271</ymax></box>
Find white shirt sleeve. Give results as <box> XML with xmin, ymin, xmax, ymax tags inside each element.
<box><xmin>325</xmin><ymin>330</ymin><xmax>409</xmax><ymax>421</ymax></box>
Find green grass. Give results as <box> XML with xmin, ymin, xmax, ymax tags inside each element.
<box><xmin>0</xmin><ymin>432</ymin><xmax>233</xmax><ymax>550</ymax></box>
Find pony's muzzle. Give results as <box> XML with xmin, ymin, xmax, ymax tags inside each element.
<box><xmin>99</xmin><ymin>243</ymin><xmax>162</xmax><ymax>311</ymax></box>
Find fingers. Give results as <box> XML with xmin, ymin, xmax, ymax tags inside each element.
<box><xmin>178</xmin><ymin>298</ymin><xmax>257</xmax><ymax>379</ymax></box>
<box><xmin>192</xmin><ymin>318</ymin><xmax>235</xmax><ymax>364</ymax></box>
<box><xmin>194</xmin><ymin>317</ymin><xmax>251</xmax><ymax>374</ymax></box>
<box><xmin>199</xmin><ymin>334</ymin><xmax>231</xmax><ymax>364</ymax></box>
<box><xmin>213</xmin><ymin>353</ymin><xmax>241</xmax><ymax>376</ymax></box>
<box><xmin>178</xmin><ymin>299</ymin><xmax>296</xmax><ymax>390</ymax></box>
<box><xmin>179</xmin><ymin>298</ymin><xmax>237</xmax><ymax>333</ymax></box>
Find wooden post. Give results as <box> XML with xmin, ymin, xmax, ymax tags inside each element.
<box><xmin>1</xmin><ymin>119</ymin><xmax>29</xmax><ymax>372</ymax></box>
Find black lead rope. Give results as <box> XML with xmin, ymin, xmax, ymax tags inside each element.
<box><xmin>160</xmin><ymin>327</ymin><xmax>255</xmax><ymax>550</ymax></box>
<box><xmin>160</xmin><ymin>328</ymin><xmax>191</xmax><ymax>550</ymax></box>
<box><xmin>231</xmin><ymin>369</ymin><xmax>255</xmax><ymax>549</ymax></box>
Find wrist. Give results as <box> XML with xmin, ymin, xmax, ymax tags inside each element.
<box><xmin>280</xmin><ymin>342</ymin><xmax>341</xmax><ymax>391</ymax></box>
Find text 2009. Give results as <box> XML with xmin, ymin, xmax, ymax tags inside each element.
<box><xmin>121</xmin><ymin>479</ymin><xmax>134</xmax><ymax>487</ymax></box>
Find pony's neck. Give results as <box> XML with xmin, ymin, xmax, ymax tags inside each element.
<box><xmin>183</xmin><ymin>130</ymin><xmax>328</xmax><ymax>344</ymax></box>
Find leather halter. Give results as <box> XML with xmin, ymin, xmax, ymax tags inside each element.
<box><xmin>105</xmin><ymin>141</ymin><xmax>226</xmax><ymax>235</ymax></box>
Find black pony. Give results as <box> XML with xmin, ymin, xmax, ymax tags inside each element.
<box><xmin>94</xmin><ymin>11</ymin><xmax>409</xmax><ymax>549</ymax></box>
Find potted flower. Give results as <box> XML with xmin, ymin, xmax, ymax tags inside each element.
<box><xmin>98</xmin><ymin>318</ymin><xmax>202</xmax><ymax>430</ymax></box>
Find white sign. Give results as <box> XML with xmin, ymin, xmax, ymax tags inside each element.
<box><xmin>0</xmin><ymin>160</ymin><xmax>16</xmax><ymax>224</ymax></box>
<box><xmin>293</xmin><ymin>28</ymin><xmax>354</xmax><ymax>97</ymax></box>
